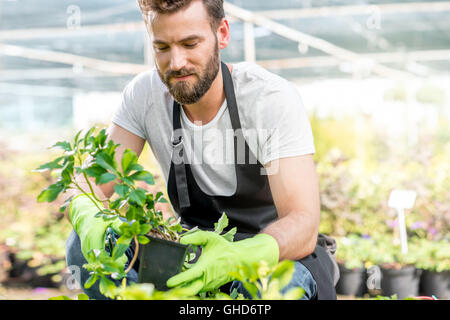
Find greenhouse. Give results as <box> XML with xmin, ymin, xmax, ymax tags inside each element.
<box><xmin>0</xmin><ymin>0</ymin><xmax>448</xmax><ymax>303</ymax></box>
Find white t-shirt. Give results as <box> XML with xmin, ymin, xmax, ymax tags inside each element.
<box><xmin>111</xmin><ymin>62</ymin><xmax>315</xmax><ymax>197</ymax></box>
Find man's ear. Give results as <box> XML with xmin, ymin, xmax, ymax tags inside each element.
<box><xmin>216</xmin><ymin>18</ymin><xmax>230</xmax><ymax>50</ymax></box>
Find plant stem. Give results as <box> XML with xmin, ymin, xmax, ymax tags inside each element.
<box><xmin>125</xmin><ymin>236</ymin><xmax>139</xmax><ymax>274</ymax></box>
<box><xmin>72</xmin><ymin>181</ymin><xmax>105</xmax><ymax>214</ymax></box>
<box><xmin>82</xmin><ymin>172</ymin><xmax>103</xmax><ymax>203</ymax></box>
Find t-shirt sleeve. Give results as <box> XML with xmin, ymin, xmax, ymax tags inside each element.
<box><xmin>111</xmin><ymin>73</ymin><xmax>150</xmax><ymax>140</ymax></box>
<box><xmin>257</xmin><ymin>81</ymin><xmax>315</xmax><ymax>166</ymax></box>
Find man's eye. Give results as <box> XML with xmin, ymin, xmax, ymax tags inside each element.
<box><xmin>183</xmin><ymin>43</ymin><xmax>197</xmax><ymax>48</ymax></box>
<box><xmin>155</xmin><ymin>46</ymin><xmax>169</xmax><ymax>52</ymax></box>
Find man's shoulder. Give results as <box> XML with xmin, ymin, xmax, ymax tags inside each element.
<box><xmin>232</xmin><ymin>62</ymin><xmax>296</xmax><ymax>96</ymax></box>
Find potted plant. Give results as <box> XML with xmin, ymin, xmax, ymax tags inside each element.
<box><xmin>35</xmin><ymin>126</ymin><xmax>191</xmax><ymax>297</ymax></box>
<box><xmin>367</xmin><ymin>235</ymin><xmax>422</xmax><ymax>299</ymax></box>
<box><xmin>413</xmin><ymin>238</ymin><xmax>450</xmax><ymax>299</ymax></box>
<box><xmin>335</xmin><ymin>235</ymin><xmax>370</xmax><ymax>297</ymax></box>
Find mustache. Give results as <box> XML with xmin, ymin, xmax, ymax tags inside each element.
<box><xmin>166</xmin><ymin>68</ymin><xmax>196</xmax><ymax>79</ymax></box>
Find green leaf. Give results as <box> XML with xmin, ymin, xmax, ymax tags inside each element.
<box><xmin>33</xmin><ymin>156</ymin><xmax>65</xmax><ymax>172</ymax></box>
<box><xmin>129</xmin><ymin>170</ymin><xmax>155</xmax><ymax>185</ymax></box>
<box><xmin>99</xmin><ymin>277</ymin><xmax>116</xmax><ymax>296</ymax></box>
<box><xmin>77</xmin><ymin>293</ymin><xmax>90</xmax><ymax>300</ymax></box>
<box><xmin>95</xmin><ymin>129</ymin><xmax>108</xmax><ymax>148</ymax></box>
<box><xmin>73</xmin><ymin>129</ymin><xmax>83</xmax><ymax>145</ymax></box>
<box><xmin>48</xmin><ymin>295</ymin><xmax>73</xmax><ymax>300</ymax></box>
<box><xmin>109</xmin><ymin>198</ymin><xmax>124</xmax><ymax>210</ymax></box>
<box><xmin>138</xmin><ymin>235</ymin><xmax>150</xmax><ymax>245</ymax></box>
<box><xmin>121</xmin><ymin>149</ymin><xmax>139</xmax><ymax>176</ymax></box>
<box><xmin>52</xmin><ymin>141</ymin><xmax>72</xmax><ymax>151</ymax></box>
<box><xmin>37</xmin><ymin>183</ymin><xmax>65</xmax><ymax>203</ymax></box>
<box><xmin>112</xmin><ymin>237</ymin><xmax>132</xmax><ymax>260</ymax></box>
<box><xmin>271</xmin><ymin>260</ymin><xmax>295</xmax><ymax>289</ymax></box>
<box><xmin>214</xmin><ymin>212</ymin><xmax>229</xmax><ymax>234</ymax></box>
<box><xmin>155</xmin><ymin>192</ymin><xmax>168</xmax><ymax>203</ymax></box>
<box><xmin>129</xmin><ymin>189</ymin><xmax>146</xmax><ymax>207</ymax></box>
<box><xmin>95</xmin><ymin>151</ymin><xmax>117</xmax><ymax>174</ymax></box>
<box><xmin>222</xmin><ymin>227</ymin><xmax>237</xmax><ymax>242</ymax></box>
<box><xmin>84</xmin><ymin>274</ymin><xmax>98</xmax><ymax>289</ymax></box>
<box><xmin>139</xmin><ymin>224</ymin><xmax>152</xmax><ymax>235</ymax></box>
<box><xmin>60</xmin><ymin>159</ymin><xmax>74</xmax><ymax>183</ymax></box>
<box><xmin>114</xmin><ymin>184</ymin><xmax>130</xmax><ymax>198</ymax></box>
<box><xmin>97</xmin><ymin>172</ymin><xmax>117</xmax><ymax>185</ymax></box>
<box><xmin>82</xmin><ymin>127</ymin><xmax>96</xmax><ymax>148</ymax></box>
<box><xmin>125</xmin><ymin>206</ymin><xmax>137</xmax><ymax>223</ymax></box>
<box><xmin>84</xmin><ymin>165</ymin><xmax>107</xmax><ymax>178</ymax></box>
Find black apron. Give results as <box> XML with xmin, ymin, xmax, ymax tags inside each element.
<box><xmin>166</xmin><ymin>62</ymin><xmax>337</xmax><ymax>300</ymax></box>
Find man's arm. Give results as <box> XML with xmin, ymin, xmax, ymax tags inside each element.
<box><xmin>262</xmin><ymin>154</ymin><xmax>320</xmax><ymax>261</ymax></box>
<box><xmin>63</xmin><ymin>123</ymin><xmax>146</xmax><ymax>220</ymax></box>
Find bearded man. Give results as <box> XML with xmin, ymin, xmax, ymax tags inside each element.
<box><xmin>65</xmin><ymin>0</ymin><xmax>338</xmax><ymax>300</ymax></box>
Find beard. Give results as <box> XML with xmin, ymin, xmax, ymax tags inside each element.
<box><xmin>157</xmin><ymin>39</ymin><xmax>220</xmax><ymax>105</ymax></box>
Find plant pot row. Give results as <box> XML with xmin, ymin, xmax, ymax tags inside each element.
<box><xmin>336</xmin><ymin>263</ymin><xmax>450</xmax><ymax>299</ymax></box>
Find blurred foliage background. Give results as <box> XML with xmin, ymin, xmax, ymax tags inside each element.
<box><xmin>1</xmin><ymin>0</ymin><xmax>449</xmax><ymax>298</ymax></box>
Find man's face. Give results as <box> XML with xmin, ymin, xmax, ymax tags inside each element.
<box><xmin>149</xmin><ymin>1</ymin><xmax>221</xmax><ymax>105</ymax></box>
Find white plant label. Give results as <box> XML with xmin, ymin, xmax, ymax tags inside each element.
<box><xmin>388</xmin><ymin>189</ymin><xmax>417</xmax><ymax>209</ymax></box>
<box><xmin>388</xmin><ymin>189</ymin><xmax>417</xmax><ymax>254</ymax></box>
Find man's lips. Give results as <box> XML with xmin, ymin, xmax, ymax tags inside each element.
<box><xmin>172</xmin><ymin>74</ymin><xmax>193</xmax><ymax>81</ymax></box>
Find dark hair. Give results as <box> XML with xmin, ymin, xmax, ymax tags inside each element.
<box><xmin>138</xmin><ymin>0</ymin><xmax>225</xmax><ymax>30</ymax></box>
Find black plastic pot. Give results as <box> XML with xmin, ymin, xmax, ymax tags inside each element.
<box><xmin>380</xmin><ymin>265</ymin><xmax>421</xmax><ymax>299</ymax></box>
<box><xmin>137</xmin><ymin>236</ymin><xmax>189</xmax><ymax>291</ymax></box>
<box><xmin>336</xmin><ymin>264</ymin><xmax>367</xmax><ymax>297</ymax></box>
<box><xmin>420</xmin><ymin>270</ymin><xmax>450</xmax><ymax>299</ymax></box>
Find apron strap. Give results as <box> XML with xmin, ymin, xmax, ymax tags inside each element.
<box><xmin>171</xmin><ymin>101</ymin><xmax>190</xmax><ymax>209</ymax></box>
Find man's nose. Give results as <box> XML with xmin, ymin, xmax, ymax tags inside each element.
<box><xmin>170</xmin><ymin>47</ymin><xmax>187</xmax><ymax>71</ymax></box>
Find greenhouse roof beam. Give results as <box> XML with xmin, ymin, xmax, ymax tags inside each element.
<box><xmin>256</xmin><ymin>1</ymin><xmax>450</xmax><ymax>20</ymax></box>
<box><xmin>224</xmin><ymin>2</ymin><xmax>415</xmax><ymax>79</ymax></box>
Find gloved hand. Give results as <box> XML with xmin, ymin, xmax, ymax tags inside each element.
<box><xmin>69</xmin><ymin>193</ymin><xmax>126</xmax><ymax>264</ymax></box>
<box><xmin>166</xmin><ymin>230</ymin><xmax>279</xmax><ymax>295</ymax></box>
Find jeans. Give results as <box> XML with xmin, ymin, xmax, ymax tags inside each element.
<box><xmin>66</xmin><ymin>229</ymin><xmax>317</xmax><ymax>300</ymax></box>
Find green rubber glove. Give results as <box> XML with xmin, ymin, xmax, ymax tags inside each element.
<box><xmin>166</xmin><ymin>230</ymin><xmax>279</xmax><ymax>295</ymax></box>
<box><xmin>69</xmin><ymin>193</ymin><xmax>126</xmax><ymax>264</ymax></box>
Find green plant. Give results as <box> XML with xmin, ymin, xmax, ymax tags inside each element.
<box><xmin>97</xmin><ymin>259</ymin><xmax>303</xmax><ymax>300</ymax></box>
<box><xmin>37</xmin><ymin>126</ymin><xmax>291</xmax><ymax>300</ymax></box>
<box><xmin>335</xmin><ymin>235</ymin><xmax>374</xmax><ymax>270</ymax></box>
<box><xmin>364</xmin><ymin>235</ymin><xmax>418</xmax><ymax>269</ymax></box>
<box><xmin>411</xmin><ymin>238</ymin><xmax>450</xmax><ymax>272</ymax></box>
<box><xmin>35</xmin><ymin>126</ymin><xmax>185</xmax><ymax>297</ymax></box>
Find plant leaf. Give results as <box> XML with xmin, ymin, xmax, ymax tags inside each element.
<box><xmin>139</xmin><ymin>224</ymin><xmax>152</xmax><ymax>235</ymax></box>
<box><xmin>52</xmin><ymin>141</ymin><xmax>72</xmax><ymax>151</ymax></box>
<box><xmin>121</xmin><ymin>149</ymin><xmax>138</xmax><ymax>176</ymax></box>
<box><xmin>129</xmin><ymin>189</ymin><xmax>146</xmax><ymax>207</ymax></box>
<box><xmin>84</xmin><ymin>165</ymin><xmax>107</xmax><ymax>178</ymax></box>
<box><xmin>84</xmin><ymin>274</ymin><xmax>98</xmax><ymax>289</ymax></box>
<box><xmin>129</xmin><ymin>170</ymin><xmax>154</xmax><ymax>185</ymax></box>
<box><xmin>95</xmin><ymin>152</ymin><xmax>117</xmax><ymax>174</ymax></box>
<box><xmin>112</xmin><ymin>237</ymin><xmax>132</xmax><ymax>260</ymax></box>
<box><xmin>37</xmin><ymin>183</ymin><xmax>65</xmax><ymax>203</ymax></box>
<box><xmin>33</xmin><ymin>156</ymin><xmax>65</xmax><ymax>172</ymax></box>
<box><xmin>99</xmin><ymin>277</ymin><xmax>116</xmax><ymax>296</ymax></box>
<box><xmin>77</xmin><ymin>293</ymin><xmax>90</xmax><ymax>300</ymax></box>
<box><xmin>114</xmin><ymin>184</ymin><xmax>130</xmax><ymax>198</ymax></box>
<box><xmin>137</xmin><ymin>235</ymin><xmax>150</xmax><ymax>245</ymax></box>
<box><xmin>97</xmin><ymin>172</ymin><xmax>117</xmax><ymax>185</ymax></box>
<box><xmin>222</xmin><ymin>227</ymin><xmax>237</xmax><ymax>242</ymax></box>
<box><xmin>214</xmin><ymin>212</ymin><xmax>229</xmax><ymax>234</ymax></box>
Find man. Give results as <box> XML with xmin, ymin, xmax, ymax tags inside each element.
<box><xmin>65</xmin><ymin>0</ymin><xmax>337</xmax><ymax>300</ymax></box>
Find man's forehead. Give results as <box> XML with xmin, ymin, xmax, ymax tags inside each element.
<box><xmin>148</xmin><ymin>0</ymin><xmax>211</xmax><ymax>32</ymax></box>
